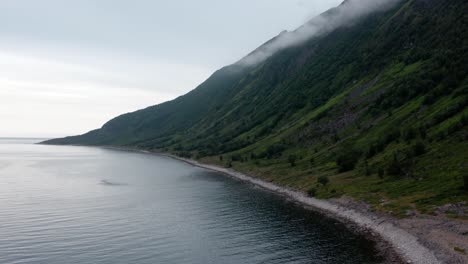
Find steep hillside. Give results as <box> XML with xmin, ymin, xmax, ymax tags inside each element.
<box><xmin>45</xmin><ymin>0</ymin><xmax>468</xmax><ymax>216</ymax></box>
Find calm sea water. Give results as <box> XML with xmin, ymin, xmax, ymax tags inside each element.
<box><xmin>0</xmin><ymin>138</ymin><xmax>384</xmax><ymax>264</ymax></box>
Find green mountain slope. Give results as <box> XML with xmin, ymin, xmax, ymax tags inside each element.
<box><xmin>45</xmin><ymin>0</ymin><xmax>468</xmax><ymax>215</ymax></box>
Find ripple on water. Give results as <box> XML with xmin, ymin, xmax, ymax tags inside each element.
<box><xmin>0</xmin><ymin>140</ymin><xmax>385</xmax><ymax>264</ymax></box>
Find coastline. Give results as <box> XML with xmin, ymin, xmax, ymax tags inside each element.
<box><xmin>99</xmin><ymin>146</ymin><xmax>466</xmax><ymax>264</ymax></box>
<box><xmin>163</xmin><ymin>153</ymin><xmax>441</xmax><ymax>264</ymax></box>
<box><xmin>101</xmin><ymin>146</ymin><xmax>439</xmax><ymax>264</ymax></box>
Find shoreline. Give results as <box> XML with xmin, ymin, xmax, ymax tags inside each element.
<box><xmin>164</xmin><ymin>154</ymin><xmax>441</xmax><ymax>264</ymax></box>
<box><xmin>101</xmin><ymin>146</ymin><xmax>443</xmax><ymax>264</ymax></box>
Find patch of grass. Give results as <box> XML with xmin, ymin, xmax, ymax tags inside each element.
<box><xmin>454</xmin><ymin>247</ymin><xmax>466</xmax><ymax>255</ymax></box>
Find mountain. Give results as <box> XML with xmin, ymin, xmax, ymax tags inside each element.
<box><xmin>44</xmin><ymin>0</ymin><xmax>468</xmax><ymax>215</ymax></box>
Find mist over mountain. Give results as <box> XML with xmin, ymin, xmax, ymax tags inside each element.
<box><xmin>238</xmin><ymin>0</ymin><xmax>402</xmax><ymax>66</ymax></box>
<box><xmin>45</xmin><ymin>0</ymin><xmax>468</xmax><ymax>216</ymax></box>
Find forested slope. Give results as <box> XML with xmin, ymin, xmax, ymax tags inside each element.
<box><xmin>45</xmin><ymin>0</ymin><xmax>468</xmax><ymax>215</ymax></box>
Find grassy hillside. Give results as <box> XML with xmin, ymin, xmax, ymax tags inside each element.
<box><xmin>44</xmin><ymin>0</ymin><xmax>468</xmax><ymax>216</ymax></box>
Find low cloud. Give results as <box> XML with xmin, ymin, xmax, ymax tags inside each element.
<box><xmin>238</xmin><ymin>0</ymin><xmax>402</xmax><ymax>66</ymax></box>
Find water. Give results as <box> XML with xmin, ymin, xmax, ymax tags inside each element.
<box><xmin>0</xmin><ymin>138</ymin><xmax>384</xmax><ymax>264</ymax></box>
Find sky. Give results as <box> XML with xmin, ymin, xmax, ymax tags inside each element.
<box><xmin>0</xmin><ymin>0</ymin><xmax>342</xmax><ymax>138</ymax></box>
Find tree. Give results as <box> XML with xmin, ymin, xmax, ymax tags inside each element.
<box><xmin>378</xmin><ymin>167</ymin><xmax>384</xmax><ymax>178</ymax></box>
<box><xmin>264</xmin><ymin>144</ymin><xmax>286</xmax><ymax>159</ymax></box>
<box><xmin>464</xmin><ymin>175</ymin><xmax>468</xmax><ymax>192</ymax></box>
<box><xmin>336</xmin><ymin>148</ymin><xmax>362</xmax><ymax>172</ymax></box>
<box><xmin>386</xmin><ymin>153</ymin><xmax>403</xmax><ymax>176</ymax></box>
<box><xmin>419</xmin><ymin>126</ymin><xmax>427</xmax><ymax>139</ymax></box>
<box><xmin>231</xmin><ymin>154</ymin><xmax>242</xmax><ymax>162</ymax></box>
<box><xmin>310</xmin><ymin>158</ymin><xmax>315</xmax><ymax>165</ymax></box>
<box><xmin>364</xmin><ymin>160</ymin><xmax>370</xmax><ymax>176</ymax></box>
<box><xmin>288</xmin><ymin>155</ymin><xmax>297</xmax><ymax>167</ymax></box>
<box><xmin>318</xmin><ymin>176</ymin><xmax>329</xmax><ymax>186</ymax></box>
<box><xmin>412</xmin><ymin>141</ymin><xmax>426</xmax><ymax>156</ymax></box>
<box><xmin>403</xmin><ymin>128</ymin><xmax>417</xmax><ymax>142</ymax></box>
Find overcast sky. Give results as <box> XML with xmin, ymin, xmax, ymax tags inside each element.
<box><xmin>0</xmin><ymin>0</ymin><xmax>342</xmax><ymax>138</ymax></box>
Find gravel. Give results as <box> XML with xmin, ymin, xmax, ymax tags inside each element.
<box><xmin>170</xmin><ymin>156</ymin><xmax>443</xmax><ymax>264</ymax></box>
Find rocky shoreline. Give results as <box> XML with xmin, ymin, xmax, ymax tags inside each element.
<box><xmin>162</xmin><ymin>154</ymin><xmax>442</xmax><ymax>264</ymax></box>
<box><xmin>104</xmin><ymin>146</ymin><xmax>467</xmax><ymax>264</ymax></box>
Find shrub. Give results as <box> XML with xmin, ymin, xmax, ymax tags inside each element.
<box><xmin>288</xmin><ymin>155</ymin><xmax>297</xmax><ymax>167</ymax></box>
<box><xmin>318</xmin><ymin>176</ymin><xmax>329</xmax><ymax>186</ymax></box>
<box><xmin>367</xmin><ymin>144</ymin><xmax>379</xmax><ymax>158</ymax></box>
<box><xmin>464</xmin><ymin>175</ymin><xmax>468</xmax><ymax>192</ymax></box>
<box><xmin>403</xmin><ymin>128</ymin><xmax>417</xmax><ymax>142</ymax></box>
<box><xmin>419</xmin><ymin>126</ymin><xmax>427</xmax><ymax>139</ymax></box>
<box><xmin>378</xmin><ymin>167</ymin><xmax>384</xmax><ymax>178</ymax></box>
<box><xmin>366</xmin><ymin>129</ymin><xmax>401</xmax><ymax>158</ymax></box>
<box><xmin>307</xmin><ymin>188</ymin><xmax>317</xmax><ymax>197</ymax></box>
<box><xmin>231</xmin><ymin>154</ymin><xmax>242</xmax><ymax>162</ymax></box>
<box><xmin>412</xmin><ymin>141</ymin><xmax>426</xmax><ymax>156</ymax></box>
<box><xmin>336</xmin><ymin>148</ymin><xmax>362</xmax><ymax>172</ymax></box>
<box><xmin>385</xmin><ymin>129</ymin><xmax>401</xmax><ymax>144</ymax></box>
<box><xmin>177</xmin><ymin>151</ymin><xmax>192</xmax><ymax>158</ymax></box>
<box><xmin>386</xmin><ymin>151</ymin><xmax>414</xmax><ymax>177</ymax></box>
<box><xmin>386</xmin><ymin>153</ymin><xmax>406</xmax><ymax>177</ymax></box>
<box><xmin>364</xmin><ymin>160</ymin><xmax>370</xmax><ymax>176</ymax></box>
<box><xmin>423</xmin><ymin>93</ymin><xmax>436</xmax><ymax>105</ymax></box>
<box><xmin>262</xmin><ymin>143</ymin><xmax>286</xmax><ymax>159</ymax></box>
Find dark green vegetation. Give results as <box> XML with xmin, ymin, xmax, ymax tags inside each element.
<box><xmin>45</xmin><ymin>0</ymin><xmax>468</xmax><ymax>216</ymax></box>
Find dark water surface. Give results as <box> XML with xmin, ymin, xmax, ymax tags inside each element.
<box><xmin>0</xmin><ymin>139</ymin><xmax>384</xmax><ymax>264</ymax></box>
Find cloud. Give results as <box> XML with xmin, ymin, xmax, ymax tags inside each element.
<box><xmin>0</xmin><ymin>48</ymin><xmax>213</xmax><ymax>137</ymax></box>
<box><xmin>0</xmin><ymin>0</ymin><xmax>346</xmax><ymax>137</ymax></box>
<box><xmin>237</xmin><ymin>0</ymin><xmax>402</xmax><ymax>66</ymax></box>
